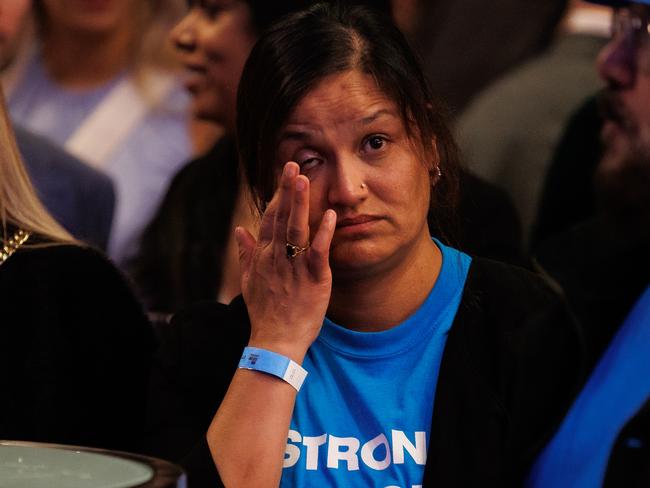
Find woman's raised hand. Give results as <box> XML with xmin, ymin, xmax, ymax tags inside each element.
<box><xmin>235</xmin><ymin>162</ymin><xmax>337</xmax><ymax>362</ymax></box>
<box><xmin>209</xmin><ymin>162</ymin><xmax>335</xmax><ymax>485</ymax></box>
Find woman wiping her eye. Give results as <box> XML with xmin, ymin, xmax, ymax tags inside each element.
<box><xmin>165</xmin><ymin>3</ymin><xmax>583</xmax><ymax>487</ymax></box>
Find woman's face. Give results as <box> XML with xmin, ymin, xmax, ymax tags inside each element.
<box><xmin>170</xmin><ymin>0</ymin><xmax>257</xmax><ymax>129</ymax></box>
<box><xmin>0</xmin><ymin>0</ymin><xmax>31</xmax><ymax>70</ymax></box>
<box><xmin>276</xmin><ymin>70</ymin><xmax>435</xmax><ymax>278</ymax></box>
<box><xmin>41</xmin><ymin>0</ymin><xmax>135</xmax><ymax>35</ymax></box>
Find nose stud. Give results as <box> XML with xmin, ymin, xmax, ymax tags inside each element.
<box><xmin>360</xmin><ymin>183</ymin><xmax>367</xmax><ymax>190</ymax></box>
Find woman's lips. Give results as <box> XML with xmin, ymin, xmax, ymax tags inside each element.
<box><xmin>182</xmin><ymin>68</ymin><xmax>207</xmax><ymax>95</ymax></box>
<box><xmin>184</xmin><ymin>78</ymin><xmax>203</xmax><ymax>95</ymax></box>
<box><xmin>76</xmin><ymin>0</ymin><xmax>113</xmax><ymax>12</ymax></box>
<box><xmin>335</xmin><ymin>215</ymin><xmax>381</xmax><ymax>234</ymax></box>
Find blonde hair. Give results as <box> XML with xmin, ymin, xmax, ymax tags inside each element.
<box><xmin>0</xmin><ymin>89</ymin><xmax>75</xmax><ymax>245</ymax></box>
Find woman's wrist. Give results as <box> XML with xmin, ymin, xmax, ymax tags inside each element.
<box><xmin>239</xmin><ymin>346</ymin><xmax>308</xmax><ymax>392</ymax></box>
<box><xmin>247</xmin><ymin>338</ymin><xmax>310</xmax><ymax>364</ymax></box>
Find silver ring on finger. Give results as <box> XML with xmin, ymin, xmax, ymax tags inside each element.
<box><xmin>286</xmin><ymin>241</ymin><xmax>309</xmax><ymax>259</ymax></box>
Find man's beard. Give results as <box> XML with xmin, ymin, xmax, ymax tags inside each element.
<box><xmin>597</xmin><ymin>88</ymin><xmax>638</xmax><ymax>135</ymax></box>
<box><xmin>595</xmin><ymin>90</ymin><xmax>650</xmax><ymax>221</ymax></box>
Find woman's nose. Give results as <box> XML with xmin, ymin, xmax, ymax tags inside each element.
<box><xmin>327</xmin><ymin>158</ymin><xmax>369</xmax><ymax>208</ymax></box>
<box><xmin>170</xmin><ymin>12</ymin><xmax>197</xmax><ymax>53</ymax></box>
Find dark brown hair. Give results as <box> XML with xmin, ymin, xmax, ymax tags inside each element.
<box><xmin>237</xmin><ymin>1</ymin><xmax>460</xmax><ymax>233</ymax></box>
<box><xmin>244</xmin><ymin>0</ymin><xmax>391</xmax><ymax>34</ymax></box>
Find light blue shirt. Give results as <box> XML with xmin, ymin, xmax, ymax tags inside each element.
<box><xmin>281</xmin><ymin>240</ymin><xmax>471</xmax><ymax>488</ymax></box>
<box><xmin>527</xmin><ymin>285</ymin><xmax>650</xmax><ymax>488</ymax></box>
<box><xmin>9</xmin><ymin>52</ymin><xmax>191</xmax><ymax>265</ymax></box>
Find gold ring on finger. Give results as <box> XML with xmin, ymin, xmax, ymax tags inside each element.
<box><xmin>286</xmin><ymin>241</ymin><xmax>309</xmax><ymax>259</ymax></box>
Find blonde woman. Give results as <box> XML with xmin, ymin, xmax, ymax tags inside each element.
<box><xmin>0</xmin><ymin>90</ymin><xmax>154</xmax><ymax>452</ymax></box>
<box><xmin>3</xmin><ymin>0</ymin><xmax>196</xmax><ymax>266</ymax></box>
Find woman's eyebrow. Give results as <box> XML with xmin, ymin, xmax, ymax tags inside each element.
<box><xmin>279</xmin><ymin>108</ymin><xmax>397</xmax><ymax>142</ymax></box>
<box><xmin>278</xmin><ymin>130</ymin><xmax>311</xmax><ymax>143</ymax></box>
<box><xmin>278</xmin><ymin>126</ymin><xmax>321</xmax><ymax>142</ymax></box>
<box><xmin>360</xmin><ymin>108</ymin><xmax>397</xmax><ymax>125</ymax></box>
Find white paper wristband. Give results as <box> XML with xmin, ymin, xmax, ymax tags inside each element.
<box><xmin>238</xmin><ymin>346</ymin><xmax>308</xmax><ymax>392</ymax></box>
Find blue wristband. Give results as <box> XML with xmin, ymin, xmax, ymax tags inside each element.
<box><xmin>238</xmin><ymin>346</ymin><xmax>308</xmax><ymax>392</ymax></box>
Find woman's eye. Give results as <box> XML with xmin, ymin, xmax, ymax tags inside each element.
<box><xmin>364</xmin><ymin>135</ymin><xmax>387</xmax><ymax>152</ymax></box>
<box><xmin>294</xmin><ymin>149</ymin><xmax>322</xmax><ymax>172</ymax></box>
<box><xmin>204</xmin><ymin>6</ymin><xmax>222</xmax><ymax>18</ymax></box>
<box><xmin>299</xmin><ymin>157</ymin><xmax>322</xmax><ymax>172</ymax></box>
<box><xmin>200</xmin><ymin>0</ymin><xmax>226</xmax><ymax>18</ymax></box>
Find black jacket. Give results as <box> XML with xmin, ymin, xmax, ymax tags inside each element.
<box><xmin>145</xmin><ymin>257</ymin><xmax>583</xmax><ymax>487</ymax></box>
<box><xmin>1</xmin><ymin>240</ymin><xmax>154</xmax><ymax>452</ymax></box>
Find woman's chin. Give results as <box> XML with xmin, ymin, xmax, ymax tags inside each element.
<box><xmin>191</xmin><ymin>97</ymin><xmax>226</xmax><ymax>125</ymax></box>
<box><xmin>329</xmin><ymin>242</ymin><xmax>390</xmax><ymax>277</ymax></box>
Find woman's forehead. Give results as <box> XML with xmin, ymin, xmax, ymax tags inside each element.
<box><xmin>282</xmin><ymin>71</ymin><xmax>400</xmax><ymax>128</ymax></box>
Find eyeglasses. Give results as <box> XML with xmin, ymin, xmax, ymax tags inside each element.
<box><xmin>610</xmin><ymin>6</ymin><xmax>650</xmax><ymax>70</ymax></box>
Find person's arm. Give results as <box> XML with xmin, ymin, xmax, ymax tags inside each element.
<box><xmin>207</xmin><ymin>162</ymin><xmax>336</xmax><ymax>487</ymax></box>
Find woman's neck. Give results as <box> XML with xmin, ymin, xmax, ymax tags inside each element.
<box><xmin>41</xmin><ymin>23</ymin><xmax>134</xmax><ymax>89</ymax></box>
<box><xmin>327</xmin><ymin>233</ymin><xmax>442</xmax><ymax>332</ymax></box>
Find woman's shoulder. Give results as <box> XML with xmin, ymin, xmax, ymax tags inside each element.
<box><xmin>461</xmin><ymin>256</ymin><xmax>566</xmax><ymax>325</ymax></box>
<box><xmin>433</xmin><ymin>257</ymin><xmax>584</xmax><ymax>485</ymax></box>
<box><xmin>3</xmin><ymin>241</ymin><xmax>145</xmax><ymax>312</ymax></box>
<box><xmin>454</xmin><ymin>257</ymin><xmax>583</xmax><ymax>403</ymax></box>
<box><xmin>149</xmin><ymin>297</ymin><xmax>250</xmax><ymax>435</ymax></box>
<box><xmin>453</xmin><ymin>256</ymin><xmax>583</xmax><ymax>374</ymax></box>
<box><xmin>9</xmin><ymin>241</ymin><xmax>118</xmax><ymax>276</ymax></box>
<box><xmin>1</xmin><ymin>238</ymin><xmax>152</xmax><ymax>342</ymax></box>
<box><xmin>167</xmin><ymin>296</ymin><xmax>250</xmax><ymax>348</ymax></box>
<box><xmin>157</xmin><ymin>297</ymin><xmax>249</xmax><ymax>376</ymax></box>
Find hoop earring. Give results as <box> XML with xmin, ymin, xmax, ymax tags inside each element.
<box><xmin>429</xmin><ymin>165</ymin><xmax>442</xmax><ymax>184</ymax></box>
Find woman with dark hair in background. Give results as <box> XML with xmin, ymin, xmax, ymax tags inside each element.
<box><xmin>153</xmin><ymin>3</ymin><xmax>582</xmax><ymax>486</ymax></box>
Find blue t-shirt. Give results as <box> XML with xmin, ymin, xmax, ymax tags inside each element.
<box><xmin>281</xmin><ymin>240</ymin><xmax>471</xmax><ymax>488</ymax></box>
<box><xmin>527</xmin><ymin>285</ymin><xmax>650</xmax><ymax>488</ymax></box>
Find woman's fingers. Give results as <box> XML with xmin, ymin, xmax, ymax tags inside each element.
<box><xmin>254</xmin><ymin>162</ymin><xmax>332</xmax><ymax>282</ymax></box>
<box><xmin>273</xmin><ymin>163</ymin><xmax>299</xmax><ymax>256</ymax></box>
<box><xmin>308</xmin><ymin>209</ymin><xmax>336</xmax><ymax>281</ymax></box>
<box><xmin>259</xmin><ymin>162</ymin><xmax>297</xmax><ymax>247</ymax></box>
<box><xmin>234</xmin><ymin>226</ymin><xmax>257</xmax><ymax>275</ymax></box>
<box><xmin>286</xmin><ymin>175</ymin><xmax>310</xmax><ymax>249</ymax></box>
<box><xmin>239</xmin><ymin>165</ymin><xmax>333</xmax><ymax>358</ymax></box>
<box><xmin>258</xmin><ymin>194</ymin><xmax>278</xmax><ymax>246</ymax></box>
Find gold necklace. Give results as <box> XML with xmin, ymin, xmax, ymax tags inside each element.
<box><xmin>0</xmin><ymin>229</ymin><xmax>31</xmax><ymax>266</ymax></box>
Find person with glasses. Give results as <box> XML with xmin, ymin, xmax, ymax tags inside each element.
<box><xmin>456</xmin><ymin>0</ymin><xmax>610</xmax><ymax>244</ymax></box>
<box><xmin>526</xmin><ymin>1</ymin><xmax>650</xmax><ymax>486</ymax></box>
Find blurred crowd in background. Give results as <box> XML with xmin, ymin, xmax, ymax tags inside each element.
<box><xmin>0</xmin><ymin>0</ymin><xmax>648</xmax><ymax>486</ymax></box>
